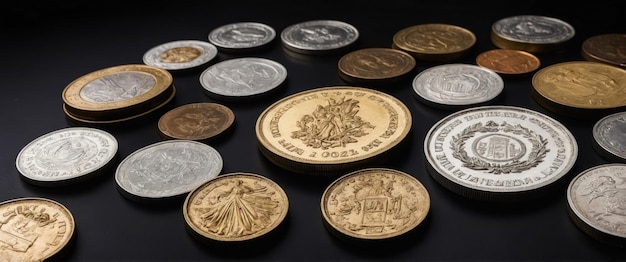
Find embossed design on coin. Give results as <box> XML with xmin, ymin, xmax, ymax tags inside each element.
<box><xmin>0</xmin><ymin>197</ymin><xmax>75</xmax><ymax>261</ymax></box>
<box><xmin>338</xmin><ymin>48</ymin><xmax>415</xmax><ymax>85</ymax></box>
<box><xmin>593</xmin><ymin>111</ymin><xmax>626</xmax><ymax>163</ymax></box>
<box><xmin>581</xmin><ymin>33</ymin><xmax>626</xmax><ymax>69</ymax></box>
<box><xmin>183</xmin><ymin>172</ymin><xmax>288</xmax><ymax>242</ymax></box>
<box><xmin>158</xmin><ymin>102</ymin><xmax>235</xmax><ymax>141</ymax></box>
<box><xmin>424</xmin><ymin>106</ymin><xmax>578</xmax><ymax>201</ymax></box>
<box><xmin>115</xmin><ymin>140</ymin><xmax>223</xmax><ymax>200</ymax></box>
<box><xmin>392</xmin><ymin>23</ymin><xmax>476</xmax><ymax>61</ymax></box>
<box><xmin>321</xmin><ymin>168</ymin><xmax>430</xmax><ymax>240</ymax></box>
<box><xmin>476</xmin><ymin>49</ymin><xmax>541</xmax><ymax>75</ymax></box>
<box><xmin>208</xmin><ymin>22</ymin><xmax>276</xmax><ymax>51</ymax></box>
<box><xmin>491</xmin><ymin>15</ymin><xmax>575</xmax><ymax>53</ymax></box>
<box><xmin>281</xmin><ymin>20</ymin><xmax>359</xmax><ymax>55</ymax></box>
<box><xmin>143</xmin><ymin>40</ymin><xmax>218</xmax><ymax>71</ymax></box>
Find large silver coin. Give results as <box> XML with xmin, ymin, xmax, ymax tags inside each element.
<box><xmin>593</xmin><ymin>111</ymin><xmax>626</xmax><ymax>163</ymax></box>
<box><xmin>208</xmin><ymin>22</ymin><xmax>276</xmax><ymax>51</ymax></box>
<box><xmin>115</xmin><ymin>140</ymin><xmax>223</xmax><ymax>200</ymax></box>
<box><xmin>567</xmin><ymin>164</ymin><xmax>626</xmax><ymax>247</ymax></box>
<box><xmin>412</xmin><ymin>63</ymin><xmax>503</xmax><ymax>109</ymax></box>
<box><xmin>199</xmin><ymin>57</ymin><xmax>287</xmax><ymax>100</ymax></box>
<box><xmin>281</xmin><ymin>20</ymin><xmax>359</xmax><ymax>55</ymax></box>
<box><xmin>16</xmin><ymin>127</ymin><xmax>118</xmax><ymax>186</ymax></box>
<box><xmin>142</xmin><ymin>40</ymin><xmax>218</xmax><ymax>71</ymax></box>
<box><xmin>424</xmin><ymin>105</ymin><xmax>578</xmax><ymax>201</ymax></box>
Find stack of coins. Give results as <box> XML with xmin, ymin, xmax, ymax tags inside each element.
<box><xmin>490</xmin><ymin>15</ymin><xmax>575</xmax><ymax>53</ymax></box>
<box><xmin>392</xmin><ymin>23</ymin><xmax>476</xmax><ymax>62</ymax></box>
<box><xmin>62</xmin><ymin>64</ymin><xmax>176</xmax><ymax>125</ymax></box>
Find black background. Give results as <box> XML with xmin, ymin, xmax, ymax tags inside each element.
<box><xmin>2</xmin><ymin>1</ymin><xmax>626</xmax><ymax>261</ymax></box>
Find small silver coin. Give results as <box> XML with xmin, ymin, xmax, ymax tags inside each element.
<box><xmin>492</xmin><ymin>15</ymin><xmax>575</xmax><ymax>45</ymax></box>
<box><xmin>16</xmin><ymin>127</ymin><xmax>118</xmax><ymax>186</ymax></box>
<box><xmin>142</xmin><ymin>40</ymin><xmax>218</xmax><ymax>71</ymax></box>
<box><xmin>412</xmin><ymin>63</ymin><xmax>503</xmax><ymax>109</ymax></box>
<box><xmin>424</xmin><ymin>105</ymin><xmax>578</xmax><ymax>201</ymax></box>
<box><xmin>593</xmin><ymin>111</ymin><xmax>626</xmax><ymax>163</ymax></box>
<box><xmin>115</xmin><ymin>140</ymin><xmax>223</xmax><ymax>200</ymax></box>
<box><xmin>199</xmin><ymin>57</ymin><xmax>287</xmax><ymax>100</ymax></box>
<box><xmin>281</xmin><ymin>20</ymin><xmax>359</xmax><ymax>55</ymax></box>
<box><xmin>208</xmin><ymin>22</ymin><xmax>276</xmax><ymax>51</ymax></box>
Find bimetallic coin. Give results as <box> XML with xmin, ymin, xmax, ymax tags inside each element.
<box><xmin>491</xmin><ymin>15</ymin><xmax>575</xmax><ymax>53</ymax></box>
<box><xmin>593</xmin><ymin>111</ymin><xmax>626</xmax><ymax>163</ymax></box>
<box><xmin>115</xmin><ymin>140</ymin><xmax>223</xmax><ymax>201</ymax></box>
<box><xmin>476</xmin><ymin>49</ymin><xmax>541</xmax><ymax>75</ymax></box>
<box><xmin>200</xmin><ymin>57</ymin><xmax>287</xmax><ymax>100</ymax></box>
<box><xmin>412</xmin><ymin>64</ymin><xmax>504</xmax><ymax>109</ymax></box>
<box><xmin>158</xmin><ymin>102</ymin><xmax>235</xmax><ymax>141</ymax></box>
<box><xmin>321</xmin><ymin>168</ymin><xmax>430</xmax><ymax>241</ymax></box>
<box><xmin>424</xmin><ymin>105</ymin><xmax>578</xmax><ymax>202</ymax></box>
<box><xmin>0</xmin><ymin>197</ymin><xmax>75</xmax><ymax>261</ymax></box>
<box><xmin>337</xmin><ymin>48</ymin><xmax>416</xmax><ymax>85</ymax></box>
<box><xmin>183</xmin><ymin>172</ymin><xmax>289</xmax><ymax>242</ymax></box>
<box><xmin>567</xmin><ymin>164</ymin><xmax>626</xmax><ymax>247</ymax></box>
<box><xmin>281</xmin><ymin>20</ymin><xmax>359</xmax><ymax>55</ymax></box>
<box><xmin>142</xmin><ymin>40</ymin><xmax>218</xmax><ymax>71</ymax></box>
<box><xmin>581</xmin><ymin>33</ymin><xmax>626</xmax><ymax>69</ymax></box>
<box><xmin>392</xmin><ymin>23</ymin><xmax>476</xmax><ymax>61</ymax></box>
<box><xmin>255</xmin><ymin>86</ymin><xmax>412</xmax><ymax>175</ymax></box>
<box><xmin>208</xmin><ymin>22</ymin><xmax>276</xmax><ymax>52</ymax></box>
<box><xmin>16</xmin><ymin>127</ymin><xmax>118</xmax><ymax>186</ymax></box>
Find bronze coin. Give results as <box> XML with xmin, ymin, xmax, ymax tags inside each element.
<box><xmin>337</xmin><ymin>48</ymin><xmax>416</xmax><ymax>85</ymax></box>
<box><xmin>581</xmin><ymin>33</ymin><xmax>626</xmax><ymax>69</ymax></box>
<box><xmin>476</xmin><ymin>49</ymin><xmax>541</xmax><ymax>75</ymax></box>
<box><xmin>158</xmin><ymin>102</ymin><xmax>235</xmax><ymax>141</ymax></box>
<box><xmin>392</xmin><ymin>23</ymin><xmax>476</xmax><ymax>61</ymax></box>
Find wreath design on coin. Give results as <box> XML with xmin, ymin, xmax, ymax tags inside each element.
<box><xmin>450</xmin><ymin>121</ymin><xmax>549</xmax><ymax>174</ymax></box>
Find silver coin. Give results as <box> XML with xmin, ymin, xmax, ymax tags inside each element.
<box><xmin>208</xmin><ymin>22</ymin><xmax>276</xmax><ymax>51</ymax></box>
<box><xmin>199</xmin><ymin>57</ymin><xmax>287</xmax><ymax>100</ymax></box>
<box><xmin>280</xmin><ymin>20</ymin><xmax>359</xmax><ymax>55</ymax></box>
<box><xmin>412</xmin><ymin>64</ymin><xmax>504</xmax><ymax>109</ymax></box>
<box><xmin>115</xmin><ymin>140</ymin><xmax>223</xmax><ymax>200</ymax></box>
<box><xmin>142</xmin><ymin>40</ymin><xmax>218</xmax><ymax>71</ymax></box>
<box><xmin>593</xmin><ymin>111</ymin><xmax>626</xmax><ymax>163</ymax></box>
<box><xmin>492</xmin><ymin>15</ymin><xmax>575</xmax><ymax>44</ymax></box>
<box><xmin>424</xmin><ymin>105</ymin><xmax>578</xmax><ymax>201</ymax></box>
<box><xmin>567</xmin><ymin>164</ymin><xmax>626</xmax><ymax>246</ymax></box>
<box><xmin>15</xmin><ymin>127</ymin><xmax>118</xmax><ymax>186</ymax></box>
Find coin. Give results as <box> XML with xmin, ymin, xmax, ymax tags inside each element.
<box><xmin>115</xmin><ymin>140</ymin><xmax>223</xmax><ymax>201</ymax></box>
<box><xmin>392</xmin><ymin>23</ymin><xmax>476</xmax><ymax>61</ymax></box>
<box><xmin>412</xmin><ymin>63</ymin><xmax>504</xmax><ymax>110</ymax></box>
<box><xmin>142</xmin><ymin>40</ymin><xmax>218</xmax><ymax>71</ymax></box>
<box><xmin>592</xmin><ymin>111</ymin><xmax>626</xmax><ymax>163</ymax></box>
<box><xmin>208</xmin><ymin>22</ymin><xmax>276</xmax><ymax>52</ymax></box>
<box><xmin>321</xmin><ymin>168</ymin><xmax>430</xmax><ymax>241</ymax></box>
<box><xmin>567</xmin><ymin>164</ymin><xmax>626</xmax><ymax>247</ymax></box>
<box><xmin>15</xmin><ymin>127</ymin><xmax>118</xmax><ymax>186</ymax></box>
<box><xmin>490</xmin><ymin>15</ymin><xmax>575</xmax><ymax>53</ymax></box>
<box><xmin>581</xmin><ymin>33</ymin><xmax>626</xmax><ymax>69</ymax></box>
<box><xmin>337</xmin><ymin>48</ymin><xmax>416</xmax><ymax>86</ymax></box>
<box><xmin>531</xmin><ymin>61</ymin><xmax>626</xmax><ymax>118</ymax></box>
<box><xmin>183</xmin><ymin>172</ymin><xmax>289</xmax><ymax>242</ymax></box>
<box><xmin>424</xmin><ymin>105</ymin><xmax>578</xmax><ymax>202</ymax></box>
<box><xmin>281</xmin><ymin>20</ymin><xmax>359</xmax><ymax>55</ymax></box>
<box><xmin>255</xmin><ymin>86</ymin><xmax>412</xmax><ymax>175</ymax></box>
<box><xmin>0</xmin><ymin>197</ymin><xmax>75</xmax><ymax>261</ymax></box>
<box><xmin>475</xmin><ymin>49</ymin><xmax>541</xmax><ymax>75</ymax></box>
<box><xmin>158</xmin><ymin>102</ymin><xmax>235</xmax><ymax>141</ymax></box>
<box><xmin>199</xmin><ymin>57</ymin><xmax>287</xmax><ymax>100</ymax></box>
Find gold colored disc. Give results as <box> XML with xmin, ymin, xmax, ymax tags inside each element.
<box><xmin>183</xmin><ymin>172</ymin><xmax>289</xmax><ymax>242</ymax></box>
<box><xmin>321</xmin><ymin>168</ymin><xmax>430</xmax><ymax>240</ymax></box>
<box><xmin>392</xmin><ymin>23</ymin><xmax>476</xmax><ymax>61</ymax></box>
<box><xmin>158</xmin><ymin>102</ymin><xmax>235</xmax><ymax>141</ymax></box>
<box><xmin>0</xmin><ymin>197</ymin><xmax>75</xmax><ymax>261</ymax></box>
<box><xmin>337</xmin><ymin>48</ymin><xmax>416</xmax><ymax>85</ymax></box>
<box><xmin>476</xmin><ymin>49</ymin><xmax>541</xmax><ymax>75</ymax></box>
<box><xmin>255</xmin><ymin>86</ymin><xmax>412</xmax><ymax>175</ymax></box>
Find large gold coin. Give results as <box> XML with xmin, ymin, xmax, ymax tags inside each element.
<box><xmin>158</xmin><ymin>102</ymin><xmax>235</xmax><ymax>141</ymax></box>
<box><xmin>0</xmin><ymin>197</ymin><xmax>75</xmax><ymax>262</ymax></box>
<box><xmin>392</xmin><ymin>23</ymin><xmax>476</xmax><ymax>61</ymax></box>
<box><xmin>321</xmin><ymin>168</ymin><xmax>430</xmax><ymax>241</ymax></box>
<box><xmin>337</xmin><ymin>48</ymin><xmax>416</xmax><ymax>85</ymax></box>
<box><xmin>183</xmin><ymin>172</ymin><xmax>289</xmax><ymax>242</ymax></box>
<box><xmin>255</xmin><ymin>86</ymin><xmax>412</xmax><ymax>175</ymax></box>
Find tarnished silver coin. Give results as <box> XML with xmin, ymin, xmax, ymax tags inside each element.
<box><xmin>412</xmin><ymin>64</ymin><xmax>504</xmax><ymax>109</ymax></box>
<box><xmin>142</xmin><ymin>40</ymin><xmax>218</xmax><ymax>71</ymax></box>
<box><xmin>424</xmin><ymin>105</ymin><xmax>578</xmax><ymax>202</ymax></box>
<box><xmin>199</xmin><ymin>57</ymin><xmax>287</xmax><ymax>100</ymax></box>
<box><xmin>281</xmin><ymin>20</ymin><xmax>359</xmax><ymax>55</ymax></box>
<box><xmin>208</xmin><ymin>22</ymin><xmax>276</xmax><ymax>51</ymax></box>
<box><xmin>593</xmin><ymin>111</ymin><xmax>626</xmax><ymax>163</ymax></box>
<box><xmin>567</xmin><ymin>164</ymin><xmax>626</xmax><ymax>247</ymax></box>
<box><xmin>16</xmin><ymin>127</ymin><xmax>118</xmax><ymax>186</ymax></box>
<box><xmin>115</xmin><ymin>140</ymin><xmax>223</xmax><ymax>201</ymax></box>
<box><xmin>491</xmin><ymin>15</ymin><xmax>575</xmax><ymax>53</ymax></box>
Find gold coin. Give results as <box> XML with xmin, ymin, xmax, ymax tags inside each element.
<box><xmin>183</xmin><ymin>172</ymin><xmax>289</xmax><ymax>242</ymax></box>
<box><xmin>255</xmin><ymin>86</ymin><xmax>412</xmax><ymax>175</ymax></box>
<box><xmin>321</xmin><ymin>168</ymin><xmax>430</xmax><ymax>241</ymax></box>
<box><xmin>392</xmin><ymin>23</ymin><xmax>476</xmax><ymax>61</ymax></box>
<box><xmin>0</xmin><ymin>197</ymin><xmax>75</xmax><ymax>261</ymax></box>
<box><xmin>158</xmin><ymin>102</ymin><xmax>235</xmax><ymax>141</ymax></box>
<box><xmin>476</xmin><ymin>49</ymin><xmax>541</xmax><ymax>75</ymax></box>
<box><xmin>338</xmin><ymin>48</ymin><xmax>416</xmax><ymax>85</ymax></box>
<box><xmin>581</xmin><ymin>33</ymin><xmax>626</xmax><ymax>69</ymax></box>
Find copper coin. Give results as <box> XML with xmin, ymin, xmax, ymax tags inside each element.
<box><xmin>392</xmin><ymin>23</ymin><xmax>476</xmax><ymax>61</ymax></box>
<box><xmin>158</xmin><ymin>102</ymin><xmax>235</xmax><ymax>141</ymax></box>
<box><xmin>338</xmin><ymin>48</ymin><xmax>416</xmax><ymax>85</ymax></box>
<box><xmin>476</xmin><ymin>49</ymin><xmax>541</xmax><ymax>75</ymax></box>
<box><xmin>581</xmin><ymin>33</ymin><xmax>626</xmax><ymax>69</ymax></box>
